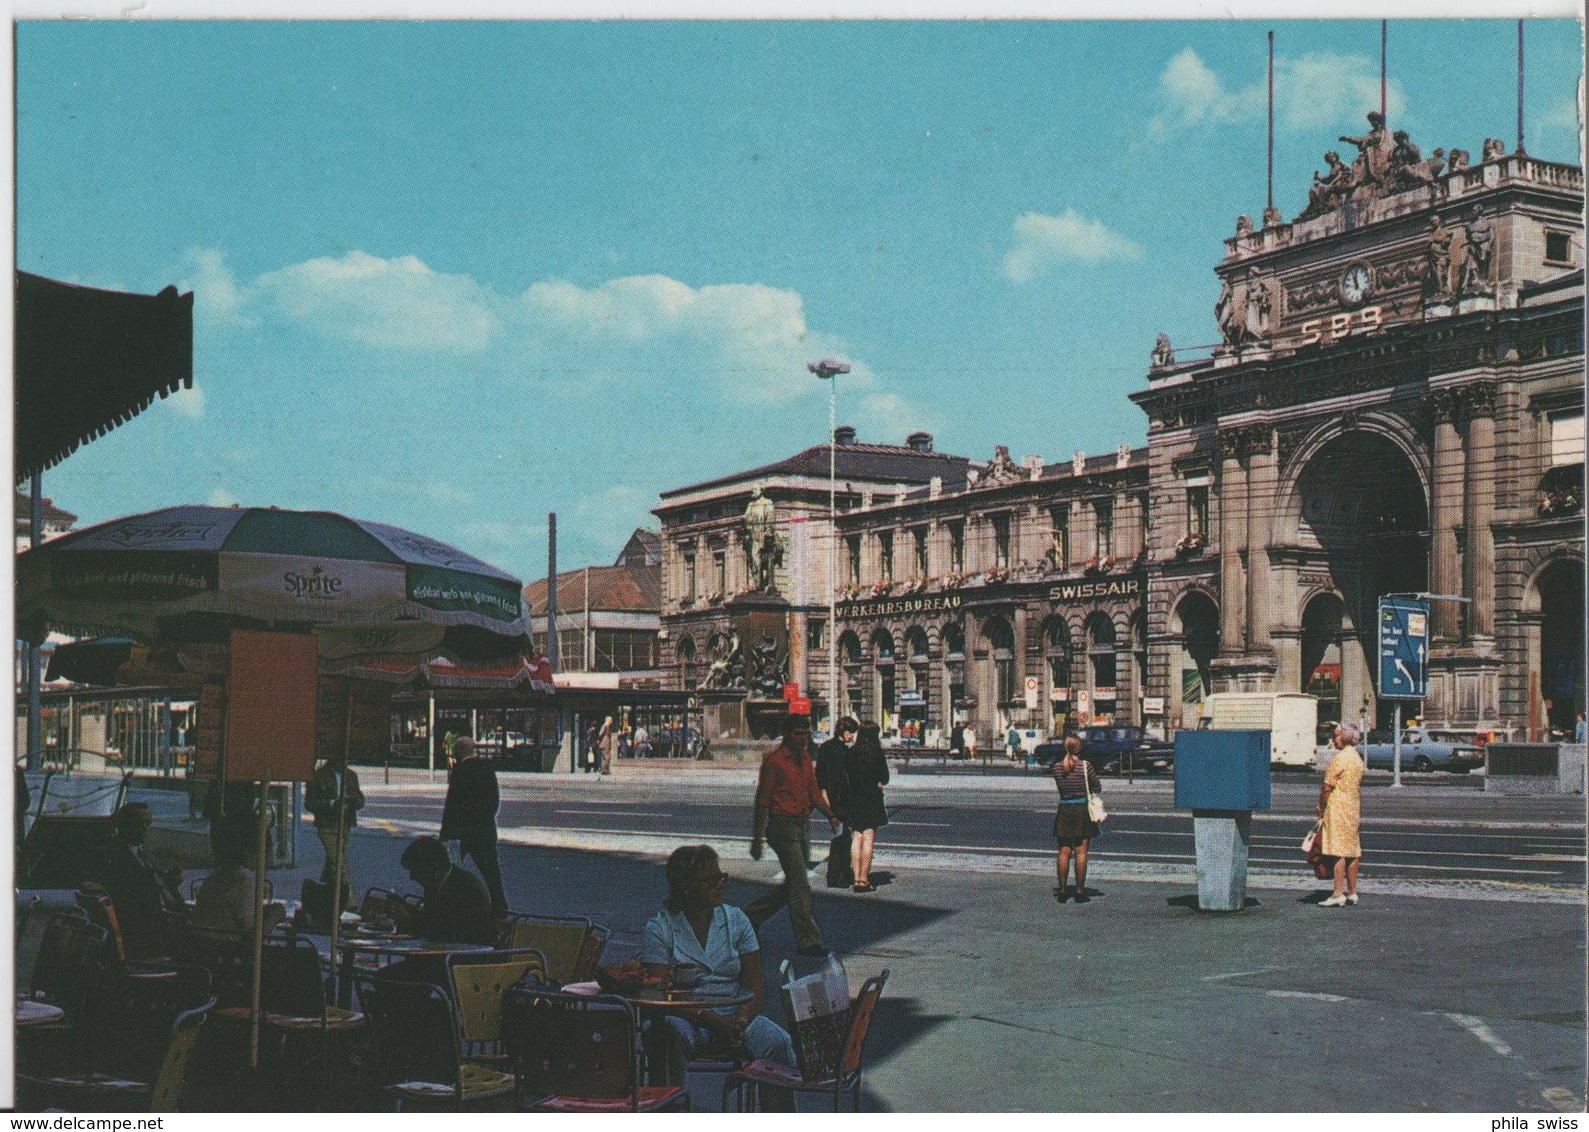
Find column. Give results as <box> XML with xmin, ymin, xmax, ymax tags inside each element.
<box><xmin>1244</xmin><ymin>425</ymin><xmax>1276</xmax><ymax>653</ymax></box>
<box><xmin>1217</xmin><ymin>429</ymin><xmax>1248</xmax><ymax>654</ymax></box>
<box><xmin>1463</xmin><ymin>386</ymin><xmax>1497</xmax><ymax>642</ymax></box>
<box><xmin>1426</xmin><ymin>390</ymin><xmax>1465</xmax><ymax>642</ymax></box>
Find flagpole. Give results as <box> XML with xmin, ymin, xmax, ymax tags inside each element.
<box><xmin>1380</xmin><ymin>20</ymin><xmax>1388</xmax><ymax>121</ymax></box>
<box><xmin>1516</xmin><ymin>20</ymin><xmax>1526</xmax><ymax>155</ymax></box>
<box><xmin>1267</xmin><ymin>30</ymin><xmax>1274</xmax><ymax>215</ymax></box>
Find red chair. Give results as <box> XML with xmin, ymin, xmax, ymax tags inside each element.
<box><xmin>503</xmin><ymin>986</ymin><xmax>688</xmax><ymax>1112</ymax></box>
<box><xmin>723</xmin><ymin>970</ymin><xmax>889</xmax><ymax>1112</ymax></box>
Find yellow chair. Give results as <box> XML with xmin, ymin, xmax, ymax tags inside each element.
<box><xmin>446</xmin><ymin>947</ymin><xmax>548</xmax><ymax>1066</ymax></box>
<box><xmin>494</xmin><ymin>913</ymin><xmax>594</xmax><ymax>984</ymax></box>
<box><xmin>356</xmin><ymin>975</ymin><xmax>517</xmax><ymax>1112</ymax></box>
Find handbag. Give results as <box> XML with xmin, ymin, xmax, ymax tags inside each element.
<box><xmin>1302</xmin><ymin>820</ymin><xmax>1330</xmax><ymax>879</ymax></box>
<box><xmin>1083</xmin><ymin>761</ymin><xmax>1107</xmax><ymax>824</ymax></box>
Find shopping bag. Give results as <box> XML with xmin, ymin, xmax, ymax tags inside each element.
<box><xmin>826</xmin><ymin>828</ymin><xmax>854</xmax><ymax>888</ymax></box>
<box><xmin>1302</xmin><ymin>821</ymin><xmax>1330</xmax><ymax>879</ymax></box>
<box><xmin>780</xmin><ymin>955</ymin><xmax>852</xmax><ymax>1081</ymax></box>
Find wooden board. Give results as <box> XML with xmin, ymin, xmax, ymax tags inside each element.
<box><xmin>224</xmin><ymin>629</ymin><xmax>319</xmax><ymax>782</ymax></box>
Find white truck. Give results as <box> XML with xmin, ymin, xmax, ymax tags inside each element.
<box><xmin>1197</xmin><ymin>692</ymin><xmax>1320</xmax><ymax>769</ymax></box>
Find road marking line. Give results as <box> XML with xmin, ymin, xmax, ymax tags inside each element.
<box><xmin>1441</xmin><ymin>1012</ymin><xmax>1514</xmax><ymax>1057</ymax></box>
<box><xmin>1203</xmin><ymin>969</ymin><xmax>1284</xmax><ymax>982</ymax></box>
<box><xmin>552</xmin><ymin>809</ymin><xmax>675</xmax><ymax>817</ymax></box>
<box><xmin>1266</xmin><ymin>990</ymin><xmax>1354</xmax><ymax>1003</ymax></box>
<box><xmin>1508</xmin><ymin>854</ymin><xmax>1587</xmax><ymax>862</ymax></box>
<box><xmin>890</xmin><ymin>822</ymin><xmax>952</xmax><ymax>828</ymax></box>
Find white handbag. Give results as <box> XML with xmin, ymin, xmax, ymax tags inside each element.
<box><xmin>1084</xmin><ymin>761</ymin><xmax>1107</xmax><ymax>824</ymax></box>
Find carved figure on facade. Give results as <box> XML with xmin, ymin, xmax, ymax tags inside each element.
<box><xmin>741</xmin><ymin>486</ymin><xmax>783</xmax><ymax>594</ymax></box>
<box><xmin>1446</xmin><ymin>149</ymin><xmax>1471</xmax><ymax>173</ymax></box>
<box><xmin>1299</xmin><ymin>150</ymin><xmax>1352</xmax><ymax>220</ymax></box>
<box><xmin>1216</xmin><ymin>268</ymin><xmax>1279</xmax><ymax>350</ymax></box>
<box><xmin>1424</xmin><ymin>214</ymin><xmax>1454</xmax><ymax>299</ymax></box>
<box><xmin>1150</xmin><ymin>333</ymin><xmax>1176</xmax><ymax>370</ymax></box>
<box><xmin>1234</xmin><ymin>215</ymin><xmax>1254</xmax><ymax>237</ymax></box>
<box><xmin>1456</xmin><ymin>208</ymin><xmax>1495</xmax><ymax>296</ymax></box>
<box><xmin>980</xmin><ymin>445</ymin><xmax>1023</xmax><ymax>487</ymax></box>
<box><xmin>1481</xmin><ymin>137</ymin><xmax>1507</xmax><ymax>163</ymax></box>
<box><xmin>1339</xmin><ymin>111</ymin><xmax>1393</xmax><ymax>192</ymax></box>
<box><xmin>1217</xmin><ymin>428</ymin><xmax>1247</xmax><ymax>462</ymax></box>
<box><xmin>1387</xmin><ymin>132</ymin><xmax>1446</xmax><ymax>191</ymax></box>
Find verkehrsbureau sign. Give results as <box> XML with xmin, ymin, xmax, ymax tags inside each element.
<box><xmin>837</xmin><ymin>593</ymin><xmax>963</xmax><ymax>620</ymax></box>
<box><xmin>1049</xmin><ymin>575</ymin><xmax>1141</xmax><ymax>603</ymax></box>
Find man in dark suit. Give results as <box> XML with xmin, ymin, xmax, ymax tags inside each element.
<box><xmin>390</xmin><ymin>836</ymin><xmax>494</xmax><ymax>945</ymax></box>
<box><xmin>440</xmin><ymin>737</ymin><xmax>506</xmax><ymax>911</ymax></box>
<box><xmin>815</xmin><ymin>717</ymin><xmax>859</xmax><ymax>888</ymax></box>
<box><xmin>101</xmin><ymin>803</ymin><xmax>187</xmax><ymax>957</ymax></box>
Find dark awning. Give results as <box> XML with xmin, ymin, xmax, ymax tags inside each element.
<box><xmin>15</xmin><ymin>271</ymin><xmax>194</xmax><ymax>484</ymax></box>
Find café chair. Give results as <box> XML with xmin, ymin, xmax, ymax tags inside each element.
<box><xmin>723</xmin><ymin>970</ymin><xmax>890</xmax><ymax>1113</ymax></box>
<box><xmin>503</xmin><ymin>986</ymin><xmax>689</xmax><ymax>1112</ymax></box>
<box><xmin>213</xmin><ymin>936</ymin><xmax>364</xmax><ymax>1082</ymax></box>
<box><xmin>15</xmin><ymin>913</ymin><xmax>107</xmax><ymax>1076</ymax></box>
<box><xmin>355</xmin><ymin>974</ymin><xmax>516</xmax><ymax>1112</ymax></box>
<box><xmin>493</xmin><ymin>913</ymin><xmax>591</xmax><ymax>984</ymax></box>
<box><xmin>18</xmin><ymin>1001</ymin><xmax>213</xmax><ymax>1113</ymax></box>
<box><xmin>573</xmin><ymin>922</ymin><xmax>612</xmax><ymax>982</ymax></box>
<box><xmin>446</xmin><ymin>947</ymin><xmax>549</xmax><ymax>1067</ymax></box>
<box><xmin>75</xmin><ymin>885</ymin><xmax>181</xmax><ymax>976</ymax></box>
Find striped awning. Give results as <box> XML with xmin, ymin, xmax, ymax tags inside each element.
<box><xmin>15</xmin><ymin>271</ymin><xmax>194</xmax><ymax>483</ymax></box>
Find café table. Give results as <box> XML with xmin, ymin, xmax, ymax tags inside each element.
<box><xmin>285</xmin><ymin>926</ymin><xmax>495</xmax><ymax>1008</ymax></box>
<box><xmin>16</xmin><ymin>998</ymin><xmax>66</xmax><ymax>1027</ymax></box>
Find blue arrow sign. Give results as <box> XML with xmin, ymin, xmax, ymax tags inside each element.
<box><xmin>1378</xmin><ymin>596</ymin><xmax>1430</xmax><ymax>699</ymax></box>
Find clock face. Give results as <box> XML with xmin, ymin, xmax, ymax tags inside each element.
<box><xmin>1341</xmin><ymin>263</ymin><xmax>1372</xmax><ymax>306</ymax></box>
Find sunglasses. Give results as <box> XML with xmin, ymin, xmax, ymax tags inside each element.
<box><xmin>695</xmin><ymin>872</ymin><xmax>729</xmax><ymax>887</ymax></box>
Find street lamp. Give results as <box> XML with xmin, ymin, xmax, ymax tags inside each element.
<box><xmin>809</xmin><ymin>358</ymin><xmax>851</xmax><ymax>730</ymax></box>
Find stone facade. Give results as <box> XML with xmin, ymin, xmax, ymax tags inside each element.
<box><xmin>1133</xmin><ymin>134</ymin><xmax>1585</xmax><ymax>740</ymax></box>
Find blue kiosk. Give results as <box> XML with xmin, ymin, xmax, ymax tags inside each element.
<box><xmin>1173</xmin><ymin>729</ymin><xmax>1272</xmax><ymax>911</ymax></box>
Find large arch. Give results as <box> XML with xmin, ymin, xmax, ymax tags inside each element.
<box><xmin>1170</xmin><ymin>589</ymin><xmax>1220</xmax><ymax>730</ymax></box>
<box><xmin>1300</xmin><ymin>591</ymin><xmax>1348</xmax><ymax>730</ymax></box>
<box><xmin>979</xmin><ymin>615</ymin><xmax>1017</xmax><ymax>736</ymax></box>
<box><xmin>1276</xmin><ymin>422</ymin><xmax>1429</xmax><ymax>728</ymax></box>
<box><xmin>872</xmin><ymin>628</ymin><xmax>898</xmax><ymax>731</ymax></box>
<box><xmin>1528</xmin><ymin>556</ymin><xmax>1585</xmax><ymax>735</ymax></box>
<box><xmin>1039</xmin><ymin>614</ymin><xmax>1073</xmax><ymax>732</ymax></box>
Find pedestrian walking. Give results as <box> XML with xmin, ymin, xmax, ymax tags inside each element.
<box><xmin>1007</xmin><ymin>725</ymin><xmax>1023</xmax><ymax>762</ymax></box>
<box><xmin>583</xmin><ymin>722</ymin><xmax>600</xmax><ymax>772</ymax></box>
<box><xmin>1051</xmin><ymin>736</ymin><xmax>1101</xmax><ymax>903</ymax></box>
<box><xmin>963</xmin><ymin>727</ymin><xmax>978</xmax><ymax>764</ymax></box>
<box><xmin>440</xmin><ymin>736</ymin><xmax>507</xmax><ymax>912</ymax></box>
<box><xmin>949</xmin><ymin>722</ymin><xmax>965</xmax><ymax>760</ymax></box>
<box><xmin>746</xmin><ymin>712</ymin><xmax>840</xmax><ymax>957</ymax></box>
<box><xmin>846</xmin><ymin>722</ymin><xmax>890</xmax><ymax>892</ymax></box>
<box><xmin>306</xmin><ymin>751</ymin><xmax>364</xmax><ymax>897</ymax></box>
<box><xmin>599</xmin><ymin>716</ymin><xmax>617</xmax><ymax>776</ymax></box>
<box><xmin>816</xmin><ymin>717</ymin><xmax>859</xmax><ymax>888</ymax></box>
<box><xmin>1317</xmin><ymin>723</ymin><xmax>1365</xmax><ymax>907</ymax></box>
<box><xmin>1576</xmin><ymin>713</ymin><xmax>1586</xmax><ymax>743</ymax></box>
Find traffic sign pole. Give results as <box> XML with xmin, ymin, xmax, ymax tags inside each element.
<box><xmin>1379</xmin><ymin>595</ymin><xmax>1431</xmax><ymax>789</ymax></box>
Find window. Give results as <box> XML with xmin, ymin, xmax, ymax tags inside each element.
<box><xmin>1045</xmin><ymin>620</ymin><xmax>1070</xmax><ymax>689</ymax></box>
<box><xmin>807</xmin><ymin>619</ymin><xmax>825</xmax><ymax>655</ymax></box>
<box><xmin>712</xmin><ymin>549</ymin><xmax>726</xmax><ymax>595</ymax></box>
<box><xmin>1137</xmin><ymin>492</ymin><xmax>1150</xmax><ymax>536</ymax></box>
<box><xmin>878</xmin><ymin>531</ymin><xmax>894</xmax><ymax>582</ymax></box>
<box><xmin>1050</xmin><ymin>507</ymin><xmax>1070</xmax><ymax>569</ymax></box>
<box><xmin>948</xmin><ymin>521</ymin><xmax>965</xmax><ymax>573</ymax></box>
<box><xmin>992</xmin><ymin>514</ymin><xmax>1011</xmax><ymax>569</ymax></box>
<box><xmin>1545</xmin><ymin>229</ymin><xmax>1574</xmax><ymax>265</ymax></box>
<box><xmin>594</xmin><ymin>629</ymin><xmax>657</xmax><ymax>671</ymax></box>
<box><xmin>1548</xmin><ymin>410</ymin><xmax>1585</xmax><ymax>467</ymax></box>
<box><xmin>682</xmin><ymin>550</ymin><xmax>696</xmax><ymax>600</ymax></box>
<box><xmin>1187</xmin><ymin>485</ymin><xmax>1210</xmax><ymax>536</ymax></box>
<box><xmin>912</xmin><ymin>526</ymin><xmax>929</xmax><ymax>578</ymax></box>
<box><xmin>1093</xmin><ymin>499</ymin><xmax>1114</xmax><ymax>559</ymax></box>
<box><xmin>847</xmin><ymin>535</ymin><xmax>862</xmax><ymax>586</ymax></box>
<box><xmin>987</xmin><ymin>618</ymin><xmax>1016</xmax><ymax>704</ymax></box>
<box><xmin>558</xmin><ymin>628</ymin><xmax>586</xmax><ymax>672</ymax></box>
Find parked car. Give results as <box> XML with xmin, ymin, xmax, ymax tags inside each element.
<box><xmin>1360</xmin><ymin>727</ymin><xmax>1485</xmax><ymax>773</ymax></box>
<box><xmin>1032</xmin><ymin>726</ymin><xmax>1174</xmax><ymax>774</ymax></box>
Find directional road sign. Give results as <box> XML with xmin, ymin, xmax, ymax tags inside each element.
<box><xmin>1378</xmin><ymin>596</ymin><xmax>1430</xmax><ymax>699</ymax></box>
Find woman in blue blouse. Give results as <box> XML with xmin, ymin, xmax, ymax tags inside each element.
<box><xmin>640</xmin><ymin>845</ymin><xmax>797</xmax><ymax>1097</ymax></box>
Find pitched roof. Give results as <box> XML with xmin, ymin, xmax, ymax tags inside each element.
<box><xmin>13</xmin><ymin>492</ymin><xmax>77</xmax><ymax>525</ymax></box>
<box><xmin>660</xmin><ymin>440</ymin><xmax>970</xmax><ymax>500</ymax></box>
<box><xmin>523</xmin><ymin>563</ymin><xmax>661</xmax><ymax>615</ymax></box>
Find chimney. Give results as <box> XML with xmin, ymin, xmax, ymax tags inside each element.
<box><xmin>906</xmin><ymin>431</ymin><xmax>934</xmax><ymax>453</ymax></box>
<box><xmin>834</xmin><ymin>425</ymin><xmax>857</xmax><ymax>446</ymax></box>
<box><xmin>1022</xmin><ymin>454</ymin><xmax>1043</xmax><ymax>480</ymax></box>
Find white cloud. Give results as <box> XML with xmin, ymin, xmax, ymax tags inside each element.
<box><xmin>1002</xmin><ymin>209</ymin><xmax>1144</xmax><ymax>282</ymax></box>
<box><xmin>253</xmin><ymin>250</ymin><xmax>500</xmax><ymax>352</ymax></box>
<box><xmin>857</xmin><ymin>391</ymin><xmax>935</xmax><ymax>441</ymax></box>
<box><xmin>163</xmin><ymin>383</ymin><xmax>206</xmax><ymax>420</ymax></box>
<box><xmin>1149</xmin><ymin>48</ymin><xmax>1405</xmax><ymax>137</ymax></box>
<box><xmin>181</xmin><ymin>248</ymin><xmax>257</xmax><ymax>330</ymax></box>
<box><xmin>423</xmin><ymin>481</ymin><xmax>476</xmax><ymax>506</ymax></box>
<box><xmin>207</xmin><ymin>488</ymin><xmax>241</xmax><ymax>507</ymax></box>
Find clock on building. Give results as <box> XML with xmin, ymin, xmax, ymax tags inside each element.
<box><xmin>1340</xmin><ymin>262</ymin><xmax>1373</xmax><ymax>307</ymax></box>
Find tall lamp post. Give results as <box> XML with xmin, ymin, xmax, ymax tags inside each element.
<box><xmin>809</xmin><ymin>358</ymin><xmax>851</xmax><ymax>729</ymax></box>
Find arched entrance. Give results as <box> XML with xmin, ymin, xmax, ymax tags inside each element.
<box><xmin>1300</xmin><ymin>593</ymin><xmax>1347</xmax><ymax>730</ymax></box>
<box><xmin>1041</xmin><ymin>616</ymin><xmax>1072</xmax><ymax>733</ymax></box>
<box><xmin>1534</xmin><ymin>559</ymin><xmax>1585</xmax><ymax>735</ymax></box>
<box><xmin>980</xmin><ymin>616</ymin><xmax>1016</xmax><ymax>736</ymax></box>
<box><xmin>1083</xmin><ymin>612</ymin><xmax>1117</xmax><ymax>724</ymax></box>
<box><xmin>1172</xmin><ymin>591</ymin><xmax>1219</xmax><ymax>730</ymax></box>
<box><xmin>942</xmin><ymin>622</ymin><xmax>967</xmax><ymax>730</ymax></box>
<box><xmin>872</xmin><ymin>628</ymin><xmax>897</xmax><ymax>732</ymax></box>
<box><xmin>1289</xmin><ymin>429</ymin><xmax>1428</xmax><ymax>729</ymax></box>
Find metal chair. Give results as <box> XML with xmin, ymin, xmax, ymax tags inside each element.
<box><xmin>445</xmin><ymin>947</ymin><xmax>549</xmax><ymax>1068</ymax></box>
<box><xmin>19</xmin><ymin>1001</ymin><xmax>213</xmax><ymax>1113</ymax></box>
<box><xmin>502</xmin><ymin>985</ymin><xmax>689</xmax><ymax>1112</ymax></box>
<box><xmin>723</xmin><ymin>970</ymin><xmax>890</xmax><ymax>1112</ymax></box>
<box><xmin>355</xmin><ymin>974</ymin><xmax>516</xmax><ymax>1111</ymax></box>
<box><xmin>493</xmin><ymin>913</ymin><xmax>592</xmax><ymax>984</ymax></box>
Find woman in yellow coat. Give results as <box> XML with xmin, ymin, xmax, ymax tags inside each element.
<box><xmin>1317</xmin><ymin>723</ymin><xmax>1365</xmax><ymax>907</ymax></box>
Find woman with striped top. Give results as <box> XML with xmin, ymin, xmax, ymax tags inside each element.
<box><xmin>1051</xmin><ymin>735</ymin><xmax>1102</xmax><ymax>903</ymax></box>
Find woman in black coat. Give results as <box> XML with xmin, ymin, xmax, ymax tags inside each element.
<box><xmin>845</xmin><ymin>723</ymin><xmax>890</xmax><ymax>892</ymax></box>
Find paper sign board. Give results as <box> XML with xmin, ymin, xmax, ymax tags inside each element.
<box><xmin>224</xmin><ymin>629</ymin><xmax>318</xmax><ymax>782</ymax></box>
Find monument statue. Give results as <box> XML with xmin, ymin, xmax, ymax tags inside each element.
<box><xmin>1424</xmin><ymin>214</ymin><xmax>1454</xmax><ymax>300</ymax></box>
<box><xmin>742</xmin><ymin>486</ymin><xmax>783</xmax><ymax>594</ymax></box>
<box><xmin>1457</xmin><ymin>207</ymin><xmax>1495</xmax><ymax>295</ymax></box>
<box><xmin>1217</xmin><ymin>268</ymin><xmax>1277</xmax><ymax>350</ymax></box>
<box><xmin>1340</xmin><ymin>110</ymin><xmax>1393</xmax><ymax>192</ymax></box>
<box><xmin>1150</xmin><ymin>333</ymin><xmax>1176</xmax><ymax>370</ymax></box>
<box><xmin>747</xmin><ymin>633</ymin><xmax>788</xmax><ymax>699</ymax></box>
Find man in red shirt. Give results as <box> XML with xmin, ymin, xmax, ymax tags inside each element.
<box><xmin>746</xmin><ymin>713</ymin><xmax>840</xmax><ymax>957</ymax></box>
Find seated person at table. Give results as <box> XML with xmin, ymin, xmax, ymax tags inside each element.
<box><xmin>639</xmin><ymin>845</ymin><xmax>797</xmax><ymax>1102</ymax></box>
<box><xmin>388</xmin><ymin>835</ymin><xmax>495</xmax><ymax>945</ymax></box>
<box><xmin>100</xmin><ymin>802</ymin><xmax>188</xmax><ymax>957</ymax></box>
<box><xmin>191</xmin><ymin>812</ymin><xmax>284</xmax><ymax>935</ymax></box>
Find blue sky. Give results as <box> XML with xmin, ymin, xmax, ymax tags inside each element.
<box><xmin>16</xmin><ymin>19</ymin><xmax>1584</xmax><ymax>582</ymax></box>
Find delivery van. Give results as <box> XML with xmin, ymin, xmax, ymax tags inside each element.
<box><xmin>1198</xmin><ymin>692</ymin><xmax>1319</xmax><ymax>769</ymax></box>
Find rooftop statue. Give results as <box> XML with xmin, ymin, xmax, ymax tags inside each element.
<box><xmin>1150</xmin><ymin>333</ymin><xmax>1176</xmax><ymax>370</ymax></box>
<box><xmin>1295</xmin><ymin>115</ymin><xmax>1445</xmax><ymax>222</ymax></box>
<box><xmin>1216</xmin><ymin>267</ymin><xmax>1279</xmax><ymax>351</ymax></box>
<box><xmin>980</xmin><ymin>444</ymin><xmax>1023</xmax><ymax>486</ymax></box>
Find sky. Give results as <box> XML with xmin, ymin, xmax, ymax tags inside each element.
<box><xmin>15</xmin><ymin>17</ymin><xmax>1585</xmax><ymax>584</ymax></box>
